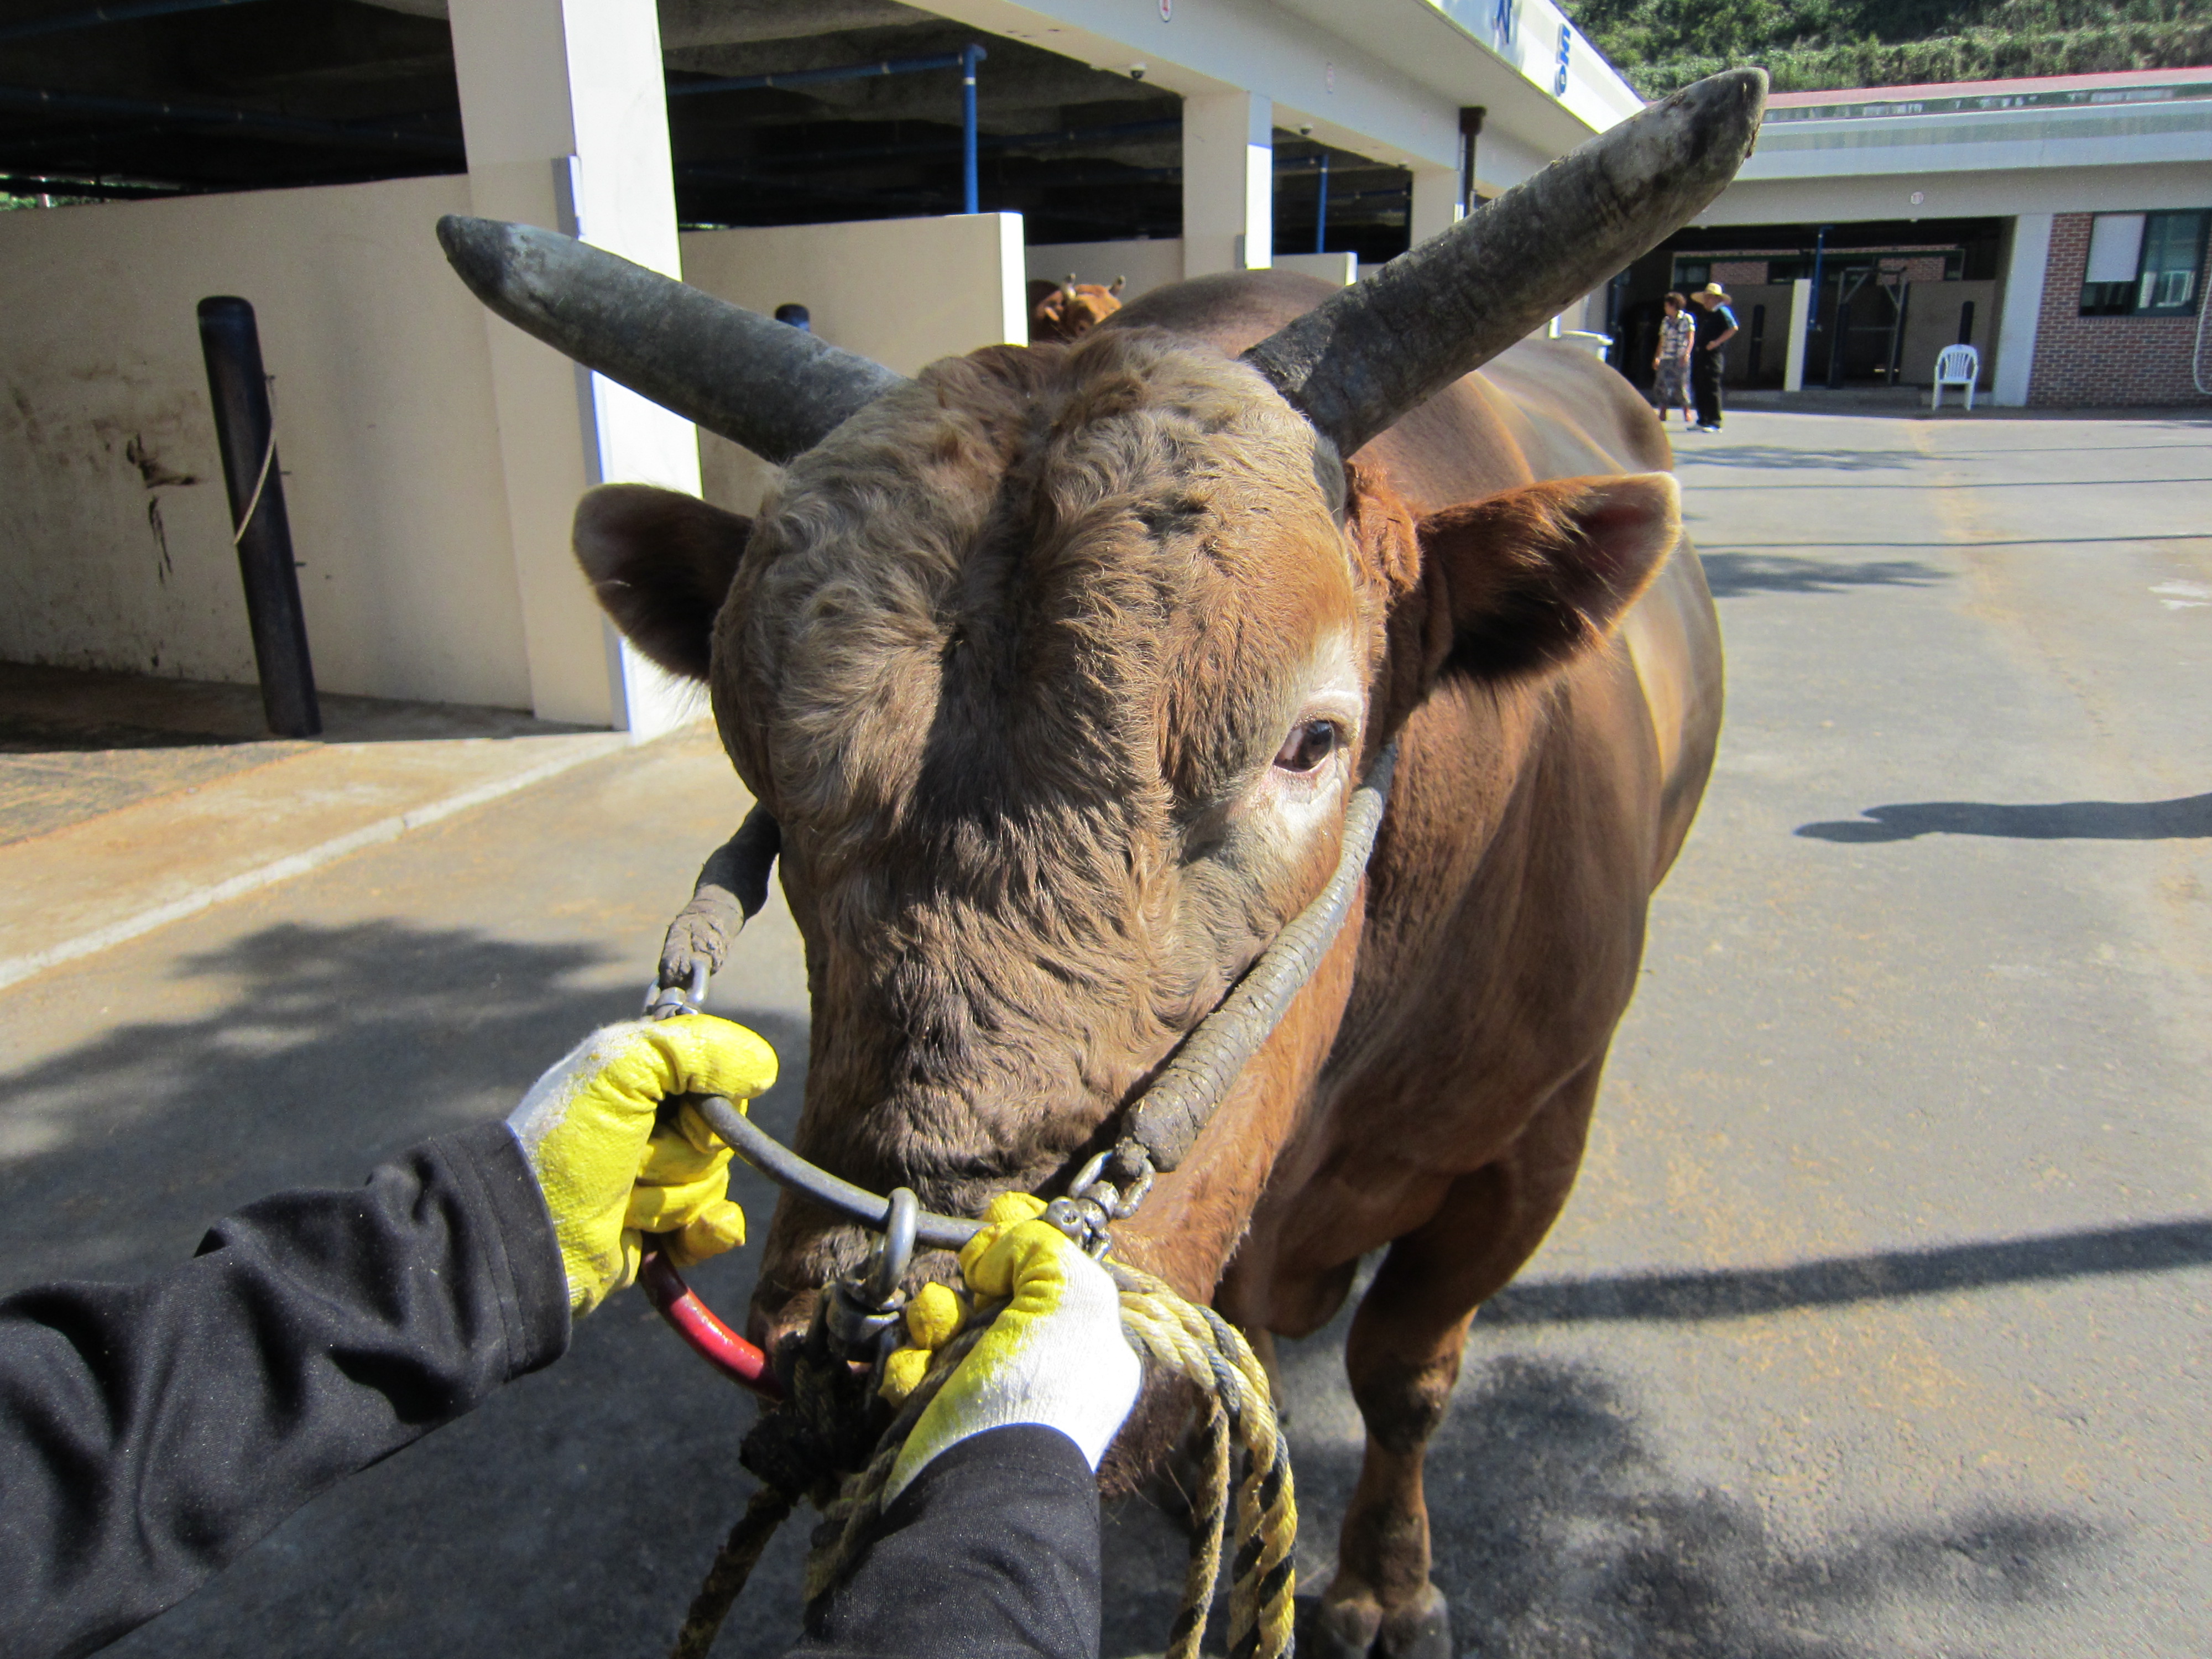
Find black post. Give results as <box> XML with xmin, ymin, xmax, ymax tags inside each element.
<box><xmin>197</xmin><ymin>296</ymin><xmax>320</xmax><ymax>737</ymax></box>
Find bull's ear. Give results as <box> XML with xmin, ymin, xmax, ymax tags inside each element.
<box><xmin>1418</xmin><ymin>472</ymin><xmax>1679</xmax><ymax>682</ymax></box>
<box><xmin>572</xmin><ymin>484</ymin><xmax>753</xmax><ymax>682</ymax></box>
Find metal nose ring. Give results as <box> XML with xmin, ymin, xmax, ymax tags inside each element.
<box><xmin>863</xmin><ymin>1186</ymin><xmax>920</xmax><ymax>1308</ymax></box>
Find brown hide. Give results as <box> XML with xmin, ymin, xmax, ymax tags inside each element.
<box><xmin>1027</xmin><ymin>276</ymin><xmax>1125</xmax><ymax>343</ymax></box>
<box><xmin>578</xmin><ymin>269</ymin><xmax>1719</xmax><ymax>1656</ymax></box>
<box><xmin>1095</xmin><ymin>273</ymin><xmax>1720</xmax><ymax>1333</ymax></box>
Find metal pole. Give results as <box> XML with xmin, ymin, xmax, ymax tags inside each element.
<box><xmin>1314</xmin><ymin>152</ymin><xmax>1329</xmax><ymax>254</ymax></box>
<box><xmin>961</xmin><ymin>43</ymin><xmax>985</xmax><ymax>215</ymax></box>
<box><xmin>1807</xmin><ymin>223</ymin><xmax>1831</xmax><ymax>385</ymax></box>
<box><xmin>196</xmin><ymin>296</ymin><xmax>320</xmax><ymax>738</ymax></box>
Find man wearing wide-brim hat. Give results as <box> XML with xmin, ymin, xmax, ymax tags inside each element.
<box><xmin>1689</xmin><ymin>279</ymin><xmax>1739</xmax><ymax>432</ymax></box>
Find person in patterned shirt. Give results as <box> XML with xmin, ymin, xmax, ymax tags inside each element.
<box><xmin>1651</xmin><ymin>291</ymin><xmax>1695</xmax><ymax>425</ymax></box>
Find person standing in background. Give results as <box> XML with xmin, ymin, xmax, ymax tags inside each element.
<box><xmin>1689</xmin><ymin>281</ymin><xmax>1738</xmax><ymax>432</ymax></box>
<box><xmin>1651</xmin><ymin>292</ymin><xmax>1696</xmax><ymax>426</ymax></box>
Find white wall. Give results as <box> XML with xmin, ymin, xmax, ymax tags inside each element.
<box><xmin>681</xmin><ymin>212</ymin><xmax>1027</xmax><ymax>517</ymax></box>
<box><xmin>452</xmin><ymin>0</ymin><xmax>700</xmax><ymax>734</ymax></box>
<box><xmin>1994</xmin><ymin>213</ymin><xmax>2053</xmax><ymax>407</ymax></box>
<box><xmin>1275</xmin><ymin>251</ymin><xmax>1359</xmax><ymax>286</ymax></box>
<box><xmin>0</xmin><ymin>175</ymin><xmax>532</xmax><ymax>708</ymax></box>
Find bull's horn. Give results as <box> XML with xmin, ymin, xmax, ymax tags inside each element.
<box><xmin>436</xmin><ymin>215</ymin><xmax>909</xmax><ymax>465</ymax></box>
<box><xmin>1242</xmin><ymin>68</ymin><xmax>1766</xmax><ymax>457</ymax></box>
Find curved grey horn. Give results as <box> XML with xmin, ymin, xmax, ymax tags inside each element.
<box><xmin>1242</xmin><ymin>68</ymin><xmax>1766</xmax><ymax>456</ymax></box>
<box><xmin>436</xmin><ymin>216</ymin><xmax>909</xmax><ymax>465</ymax></box>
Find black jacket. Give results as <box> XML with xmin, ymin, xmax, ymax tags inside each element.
<box><xmin>0</xmin><ymin>1123</ymin><xmax>1102</xmax><ymax>1659</ymax></box>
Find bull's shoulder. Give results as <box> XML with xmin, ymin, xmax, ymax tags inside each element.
<box><xmin>1101</xmin><ymin>270</ymin><xmax>1344</xmax><ymax>357</ymax></box>
<box><xmin>1471</xmin><ymin>340</ymin><xmax>1673</xmax><ymax>481</ymax></box>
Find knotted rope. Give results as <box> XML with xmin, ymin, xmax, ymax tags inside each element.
<box><xmin>667</xmin><ymin>1265</ymin><xmax>1296</xmax><ymax>1659</ymax></box>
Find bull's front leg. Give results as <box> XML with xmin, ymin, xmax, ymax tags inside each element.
<box><xmin>1312</xmin><ymin>1062</ymin><xmax>1602</xmax><ymax>1659</ymax></box>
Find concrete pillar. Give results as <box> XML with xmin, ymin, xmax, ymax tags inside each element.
<box><xmin>1408</xmin><ymin>166</ymin><xmax>1462</xmax><ymax>248</ymax></box>
<box><xmin>1183</xmin><ymin>91</ymin><xmax>1272</xmax><ymax>278</ymax></box>
<box><xmin>1783</xmin><ymin>276</ymin><xmax>1812</xmax><ymax>392</ymax></box>
<box><xmin>1993</xmin><ymin>212</ymin><xmax>2053</xmax><ymax>408</ymax></box>
<box><xmin>450</xmin><ymin>0</ymin><xmax>701</xmax><ymax>734</ymax></box>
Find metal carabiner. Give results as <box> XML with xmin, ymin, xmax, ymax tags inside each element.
<box><xmin>644</xmin><ymin>958</ymin><xmax>710</xmax><ymax>1021</ymax></box>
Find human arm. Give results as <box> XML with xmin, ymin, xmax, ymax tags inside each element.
<box><xmin>790</xmin><ymin>1426</ymin><xmax>1104</xmax><ymax>1659</ymax></box>
<box><xmin>0</xmin><ymin>1015</ymin><xmax>774</xmax><ymax>1659</ymax></box>
<box><xmin>0</xmin><ymin>1124</ymin><xmax>567</xmax><ymax>1659</ymax></box>
<box><xmin>791</xmin><ymin>1197</ymin><xmax>1143</xmax><ymax>1659</ymax></box>
<box><xmin>1707</xmin><ymin>305</ymin><xmax>1739</xmax><ymax>349</ymax></box>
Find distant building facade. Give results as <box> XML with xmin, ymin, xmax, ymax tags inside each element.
<box><xmin>1616</xmin><ymin>69</ymin><xmax>2212</xmax><ymax>407</ymax></box>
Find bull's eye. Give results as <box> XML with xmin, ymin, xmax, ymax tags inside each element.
<box><xmin>1274</xmin><ymin>719</ymin><xmax>1340</xmax><ymax>774</ymax></box>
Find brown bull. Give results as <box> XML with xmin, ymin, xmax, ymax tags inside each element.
<box><xmin>1028</xmin><ymin>273</ymin><xmax>1126</xmax><ymax>342</ymax></box>
<box><xmin>441</xmin><ymin>70</ymin><xmax>1761</xmax><ymax>1659</ymax></box>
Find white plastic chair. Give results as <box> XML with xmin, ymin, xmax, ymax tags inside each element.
<box><xmin>1932</xmin><ymin>343</ymin><xmax>1980</xmax><ymax>409</ymax></box>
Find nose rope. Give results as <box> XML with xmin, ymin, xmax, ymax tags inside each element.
<box><xmin>643</xmin><ymin>739</ymin><xmax>1399</xmax><ymax>1260</ymax></box>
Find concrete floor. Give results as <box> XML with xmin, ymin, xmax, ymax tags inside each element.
<box><xmin>0</xmin><ymin>409</ymin><xmax>2206</xmax><ymax>1657</ymax></box>
<box><xmin>0</xmin><ymin>661</ymin><xmax>594</xmax><ymax>847</ymax></box>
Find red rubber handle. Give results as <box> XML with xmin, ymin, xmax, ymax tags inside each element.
<box><xmin>639</xmin><ymin>1249</ymin><xmax>783</xmax><ymax>1400</ymax></box>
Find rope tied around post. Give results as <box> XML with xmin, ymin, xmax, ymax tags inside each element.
<box><xmin>231</xmin><ymin>411</ymin><xmax>277</xmax><ymax>547</ymax></box>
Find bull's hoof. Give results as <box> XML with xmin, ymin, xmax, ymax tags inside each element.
<box><xmin>1306</xmin><ymin>1594</ymin><xmax>1381</xmax><ymax>1659</ymax></box>
<box><xmin>1377</xmin><ymin>1583</ymin><xmax>1452</xmax><ymax>1659</ymax></box>
<box><xmin>1305</xmin><ymin>1583</ymin><xmax>1452</xmax><ymax>1659</ymax></box>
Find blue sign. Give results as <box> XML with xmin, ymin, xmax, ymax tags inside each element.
<box><xmin>1554</xmin><ymin>22</ymin><xmax>1572</xmax><ymax>95</ymax></box>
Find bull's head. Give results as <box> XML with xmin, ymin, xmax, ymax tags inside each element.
<box><xmin>441</xmin><ymin>72</ymin><xmax>1765</xmax><ymax>1353</ymax></box>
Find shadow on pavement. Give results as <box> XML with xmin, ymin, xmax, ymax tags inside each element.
<box><xmin>1483</xmin><ymin>1218</ymin><xmax>2212</xmax><ymax>1328</ymax></box>
<box><xmin>1797</xmin><ymin>793</ymin><xmax>2212</xmax><ymax>842</ymax></box>
<box><xmin>0</xmin><ymin>920</ymin><xmax>649</xmax><ymax>1282</ymax></box>
<box><xmin>2</xmin><ymin>920</ymin><xmax>826</xmax><ymax>1659</ymax></box>
<box><xmin>1675</xmin><ymin>443</ymin><xmax>1919</xmax><ymax>471</ymax></box>
<box><xmin>1284</xmin><ymin>1355</ymin><xmax>2104</xmax><ymax>1659</ymax></box>
<box><xmin>1699</xmin><ymin>552</ymin><xmax>1947</xmax><ymax>598</ymax></box>
<box><xmin>0</xmin><ymin>921</ymin><xmax>2129</xmax><ymax>1659</ymax></box>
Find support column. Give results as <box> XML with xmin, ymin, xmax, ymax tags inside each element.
<box><xmin>1993</xmin><ymin>212</ymin><xmax>2053</xmax><ymax>408</ymax></box>
<box><xmin>1408</xmin><ymin>168</ymin><xmax>1461</xmax><ymax>247</ymax></box>
<box><xmin>450</xmin><ymin>0</ymin><xmax>701</xmax><ymax>734</ymax></box>
<box><xmin>1183</xmin><ymin>90</ymin><xmax>1271</xmax><ymax>278</ymax></box>
<box><xmin>1783</xmin><ymin>276</ymin><xmax>1811</xmax><ymax>392</ymax></box>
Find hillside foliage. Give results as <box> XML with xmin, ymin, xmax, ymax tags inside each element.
<box><xmin>1567</xmin><ymin>0</ymin><xmax>2212</xmax><ymax>94</ymax></box>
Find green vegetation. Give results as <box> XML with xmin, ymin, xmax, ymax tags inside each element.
<box><xmin>1566</xmin><ymin>0</ymin><xmax>2212</xmax><ymax>95</ymax></box>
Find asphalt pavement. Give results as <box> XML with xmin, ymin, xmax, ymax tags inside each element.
<box><xmin>0</xmin><ymin>406</ymin><xmax>2204</xmax><ymax>1657</ymax></box>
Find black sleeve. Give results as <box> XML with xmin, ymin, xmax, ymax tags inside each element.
<box><xmin>0</xmin><ymin>1121</ymin><xmax>570</xmax><ymax>1659</ymax></box>
<box><xmin>794</xmin><ymin>1424</ymin><xmax>1102</xmax><ymax>1659</ymax></box>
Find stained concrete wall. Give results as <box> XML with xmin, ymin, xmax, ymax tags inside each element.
<box><xmin>0</xmin><ymin>196</ymin><xmax>1033</xmax><ymax>707</ymax></box>
<box><xmin>0</xmin><ymin>175</ymin><xmax>532</xmax><ymax>709</ymax></box>
<box><xmin>682</xmin><ymin>212</ymin><xmax>1027</xmax><ymax>519</ymax></box>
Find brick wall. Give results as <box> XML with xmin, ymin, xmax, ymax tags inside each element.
<box><xmin>2029</xmin><ymin>212</ymin><xmax>2212</xmax><ymax>408</ymax></box>
<box><xmin>1709</xmin><ymin>259</ymin><xmax>1768</xmax><ymax>286</ymax></box>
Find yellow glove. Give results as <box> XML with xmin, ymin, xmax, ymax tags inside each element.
<box><xmin>506</xmin><ymin>1015</ymin><xmax>777</xmax><ymax>1316</ymax></box>
<box><xmin>883</xmin><ymin>1194</ymin><xmax>1143</xmax><ymax>1505</ymax></box>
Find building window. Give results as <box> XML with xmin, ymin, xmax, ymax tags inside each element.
<box><xmin>2080</xmin><ymin>210</ymin><xmax>2208</xmax><ymax>317</ymax></box>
